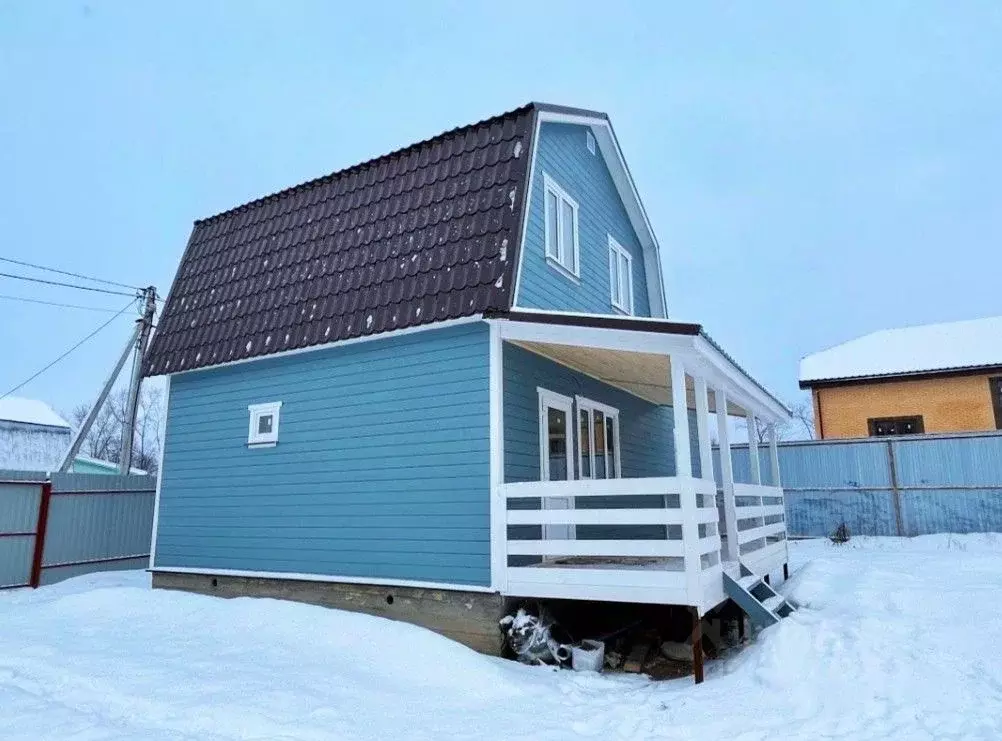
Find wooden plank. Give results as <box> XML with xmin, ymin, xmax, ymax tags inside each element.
<box><xmin>501</xmin><ymin>477</ymin><xmax>681</xmax><ymax>499</ymax></box>
<box><xmin>506</xmin><ymin>539</ymin><xmax>685</xmax><ymax>558</ymax></box>
<box><xmin>506</xmin><ymin>508</ymin><xmax>684</xmax><ymax>526</ymax></box>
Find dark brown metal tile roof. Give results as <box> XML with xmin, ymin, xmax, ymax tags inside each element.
<box><xmin>144</xmin><ymin>104</ymin><xmax>538</xmax><ymax>376</ymax></box>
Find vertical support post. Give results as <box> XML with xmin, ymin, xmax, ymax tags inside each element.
<box><xmin>29</xmin><ymin>481</ymin><xmax>52</xmax><ymax>588</ymax></box>
<box><xmin>690</xmin><ymin>606</ymin><xmax>704</xmax><ymax>684</ymax></box>
<box><xmin>783</xmin><ymin>563</ymin><xmax>790</xmax><ymax>580</ymax></box>
<box><xmin>747</xmin><ymin>412</ymin><xmax>762</xmax><ymax>485</ymax></box>
<box><xmin>120</xmin><ymin>287</ymin><xmax>158</xmax><ymax>475</ymax></box>
<box><xmin>488</xmin><ymin>322</ymin><xmax>508</xmax><ymax>592</ymax></box>
<box><xmin>693</xmin><ymin>375</ymin><xmax>713</xmax><ymax>482</ymax></box>
<box><xmin>671</xmin><ymin>357</ymin><xmax>700</xmax><ymax>603</ymax></box>
<box><xmin>716</xmin><ymin>388</ymin><xmax>739</xmax><ymax>562</ymax></box>
<box><xmin>768</xmin><ymin>423</ymin><xmax>781</xmax><ymax>487</ymax></box>
<box><xmin>887</xmin><ymin>440</ymin><xmax>904</xmax><ymax>537</ymax></box>
<box><xmin>670</xmin><ymin>356</ymin><xmax>692</xmax><ymax>479</ymax></box>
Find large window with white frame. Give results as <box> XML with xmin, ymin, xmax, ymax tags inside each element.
<box><xmin>543</xmin><ymin>174</ymin><xmax>579</xmax><ymax>279</ymax></box>
<box><xmin>608</xmin><ymin>236</ymin><xmax>634</xmax><ymax>315</ymax></box>
<box><xmin>537</xmin><ymin>388</ymin><xmax>622</xmax><ymax>481</ymax></box>
<box><xmin>576</xmin><ymin>396</ymin><xmax>621</xmax><ymax>479</ymax></box>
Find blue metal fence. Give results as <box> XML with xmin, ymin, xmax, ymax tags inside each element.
<box><xmin>0</xmin><ymin>470</ymin><xmax>155</xmax><ymax>588</ymax></box>
<box><xmin>716</xmin><ymin>432</ymin><xmax>1002</xmax><ymax>537</ymax></box>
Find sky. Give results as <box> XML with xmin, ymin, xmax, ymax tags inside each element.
<box><xmin>1</xmin><ymin>1</ymin><xmax>1000</xmax><ymax>421</ymax></box>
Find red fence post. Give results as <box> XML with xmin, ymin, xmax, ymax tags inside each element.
<box><xmin>29</xmin><ymin>482</ymin><xmax>52</xmax><ymax>588</ymax></box>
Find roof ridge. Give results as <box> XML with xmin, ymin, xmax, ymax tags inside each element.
<box><xmin>192</xmin><ymin>102</ymin><xmax>538</xmax><ymax>227</ymax></box>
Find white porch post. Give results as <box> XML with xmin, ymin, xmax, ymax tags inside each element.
<box><xmin>747</xmin><ymin>412</ymin><xmax>762</xmax><ymax>485</ymax></box>
<box><xmin>768</xmin><ymin>423</ymin><xmax>782</xmax><ymax>488</ymax></box>
<box><xmin>716</xmin><ymin>388</ymin><xmax>740</xmax><ymax>563</ymax></box>
<box><xmin>693</xmin><ymin>375</ymin><xmax>714</xmax><ymax>482</ymax></box>
<box><xmin>671</xmin><ymin>355</ymin><xmax>700</xmax><ymax>605</ymax></box>
<box><xmin>670</xmin><ymin>356</ymin><xmax>692</xmax><ymax>478</ymax></box>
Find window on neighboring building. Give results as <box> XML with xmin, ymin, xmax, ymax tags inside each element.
<box><xmin>608</xmin><ymin>236</ymin><xmax>634</xmax><ymax>315</ymax></box>
<box><xmin>543</xmin><ymin>174</ymin><xmax>579</xmax><ymax>279</ymax></box>
<box><xmin>248</xmin><ymin>401</ymin><xmax>282</xmax><ymax>446</ymax></box>
<box><xmin>991</xmin><ymin>377</ymin><xmax>1002</xmax><ymax>430</ymax></box>
<box><xmin>867</xmin><ymin>415</ymin><xmax>924</xmax><ymax>437</ymax></box>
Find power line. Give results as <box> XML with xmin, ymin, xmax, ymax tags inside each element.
<box><xmin>0</xmin><ymin>298</ymin><xmax>138</xmax><ymax>402</ymax></box>
<box><xmin>0</xmin><ymin>256</ymin><xmax>142</xmax><ymax>291</ymax></box>
<box><xmin>0</xmin><ymin>271</ymin><xmax>139</xmax><ymax>298</ymax></box>
<box><xmin>0</xmin><ymin>294</ymin><xmax>126</xmax><ymax>313</ymax></box>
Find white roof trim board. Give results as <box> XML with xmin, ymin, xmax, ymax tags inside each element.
<box><xmin>0</xmin><ymin>397</ymin><xmax>70</xmax><ymax>429</ymax></box>
<box><xmin>800</xmin><ymin>316</ymin><xmax>1002</xmax><ymax>384</ymax></box>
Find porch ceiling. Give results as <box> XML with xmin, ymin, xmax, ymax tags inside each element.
<box><xmin>513</xmin><ymin>340</ymin><xmax>745</xmax><ymax>414</ymax></box>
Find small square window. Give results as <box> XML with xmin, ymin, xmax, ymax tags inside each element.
<box><xmin>248</xmin><ymin>401</ymin><xmax>282</xmax><ymax>446</ymax></box>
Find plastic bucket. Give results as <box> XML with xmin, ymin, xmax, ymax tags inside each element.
<box><xmin>571</xmin><ymin>639</ymin><xmax>605</xmax><ymax>672</ymax></box>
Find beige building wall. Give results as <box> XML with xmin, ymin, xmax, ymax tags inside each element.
<box><xmin>812</xmin><ymin>373</ymin><xmax>1001</xmax><ymax>439</ymax></box>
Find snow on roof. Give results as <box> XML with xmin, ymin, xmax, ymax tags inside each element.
<box><xmin>0</xmin><ymin>397</ymin><xmax>70</xmax><ymax>429</ymax></box>
<box><xmin>800</xmin><ymin>316</ymin><xmax>1002</xmax><ymax>384</ymax></box>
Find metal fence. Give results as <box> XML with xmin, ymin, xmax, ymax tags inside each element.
<box><xmin>715</xmin><ymin>431</ymin><xmax>1002</xmax><ymax>538</ymax></box>
<box><xmin>0</xmin><ymin>470</ymin><xmax>155</xmax><ymax>589</ymax></box>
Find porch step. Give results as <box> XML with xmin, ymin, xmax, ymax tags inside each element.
<box><xmin>723</xmin><ymin>565</ymin><xmax>796</xmax><ymax>629</ymax></box>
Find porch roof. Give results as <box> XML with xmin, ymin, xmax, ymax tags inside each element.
<box><xmin>486</xmin><ymin>309</ymin><xmax>789</xmax><ymax>423</ymax></box>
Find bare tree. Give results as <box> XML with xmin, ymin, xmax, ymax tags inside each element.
<box><xmin>68</xmin><ymin>386</ymin><xmax>164</xmax><ymax>475</ymax></box>
<box><xmin>736</xmin><ymin>397</ymin><xmax>816</xmax><ymax>443</ymax></box>
<box><xmin>788</xmin><ymin>398</ymin><xmax>816</xmax><ymax>440</ymax></box>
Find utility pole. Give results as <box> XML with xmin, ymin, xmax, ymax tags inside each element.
<box><xmin>119</xmin><ymin>286</ymin><xmax>157</xmax><ymax>474</ymax></box>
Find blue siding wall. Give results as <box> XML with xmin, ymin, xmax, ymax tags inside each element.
<box><xmin>503</xmin><ymin>343</ymin><xmax>698</xmax><ymax>481</ymax></box>
<box><xmin>517</xmin><ymin>122</ymin><xmax>654</xmax><ymax>316</ymax></box>
<box><xmin>156</xmin><ymin>322</ymin><xmax>491</xmax><ymax>586</ymax></box>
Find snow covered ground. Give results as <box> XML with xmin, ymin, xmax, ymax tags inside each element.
<box><xmin>1</xmin><ymin>535</ymin><xmax>1001</xmax><ymax>740</ymax></box>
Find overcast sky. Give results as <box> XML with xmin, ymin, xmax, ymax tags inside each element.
<box><xmin>1</xmin><ymin>1</ymin><xmax>1000</xmax><ymax>418</ymax></box>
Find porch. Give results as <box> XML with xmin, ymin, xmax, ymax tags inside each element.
<box><xmin>486</xmin><ymin>311</ymin><xmax>790</xmax><ymax>615</ymax></box>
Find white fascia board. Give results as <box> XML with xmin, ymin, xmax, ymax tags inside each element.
<box><xmin>149</xmin><ymin>374</ymin><xmax>171</xmax><ymax>569</ymax></box>
<box><xmin>493</xmin><ymin>316</ymin><xmax>695</xmax><ymax>356</ymax></box>
<box><xmin>511</xmin><ymin>114</ymin><xmax>542</xmax><ymax>306</ymax></box>
<box><xmin>524</xmin><ymin>110</ymin><xmax>668</xmax><ymax>319</ymax></box>
<box><xmin>692</xmin><ymin>335</ymin><xmax>790</xmax><ymax>422</ymax></box>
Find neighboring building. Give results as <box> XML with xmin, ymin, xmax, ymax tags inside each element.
<box><xmin>0</xmin><ymin>396</ymin><xmax>142</xmax><ymax>474</ymax></box>
<box><xmin>800</xmin><ymin>316</ymin><xmax>1002</xmax><ymax>439</ymax></box>
<box><xmin>0</xmin><ymin>397</ymin><xmax>72</xmax><ymax>471</ymax></box>
<box><xmin>144</xmin><ymin>103</ymin><xmax>791</xmax><ymax>656</ymax></box>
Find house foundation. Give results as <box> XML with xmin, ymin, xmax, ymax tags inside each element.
<box><xmin>152</xmin><ymin>572</ymin><xmax>508</xmax><ymax>655</ymax></box>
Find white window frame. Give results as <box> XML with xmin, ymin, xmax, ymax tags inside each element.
<box><xmin>248</xmin><ymin>401</ymin><xmax>282</xmax><ymax>447</ymax></box>
<box><xmin>585</xmin><ymin>130</ymin><xmax>596</xmax><ymax>155</ymax></box>
<box><xmin>542</xmin><ymin>174</ymin><xmax>580</xmax><ymax>281</ymax></box>
<box><xmin>537</xmin><ymin>388</ymin><xmax>575</xmax><ymax>481</ymax></box>
<box><xmin>608</xmin><ymin>236</ymin><xmax>634</xmax><ymax>315</ymax></box>
<box><xmin>575</xmin><ymin>395</ymin><xmax>622</xmax><ymax>480</ymax></box>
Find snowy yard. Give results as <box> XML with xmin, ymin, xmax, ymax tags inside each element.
<box><xmin>2</xmin><ymin>536</ymin><xmax>1001</xmax><ymax>740</ymax></box>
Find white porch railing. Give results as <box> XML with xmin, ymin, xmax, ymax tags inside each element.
<box><xmin>732</xmin><ymin>482</ymin><xmax>789</xmax><ymax>574</ymax></box>
<box><xmin>500</xmin><ymin>476</ymin><xmax>728</xmax><ymax>612</ymax></box>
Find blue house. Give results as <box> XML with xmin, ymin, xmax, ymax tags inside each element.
<box><xmin>145</xmin><ymin>103</ymin><xmax>791</xmax><ymax>660</ymax></box>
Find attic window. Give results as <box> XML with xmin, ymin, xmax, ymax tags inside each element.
<box><xmin>543</xmin><ymin>174</ymin><xmax>580</xmax><ymax>279</ymax></box>
<box><xmin>585</xmin><ymin>130</ymin><xmax>596</xmax><ymax>155</ymax></box>
<box><xmin>248</xmin><ymin>401</ymin><xmax>282</xmax><ymax>447</ymax></box>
